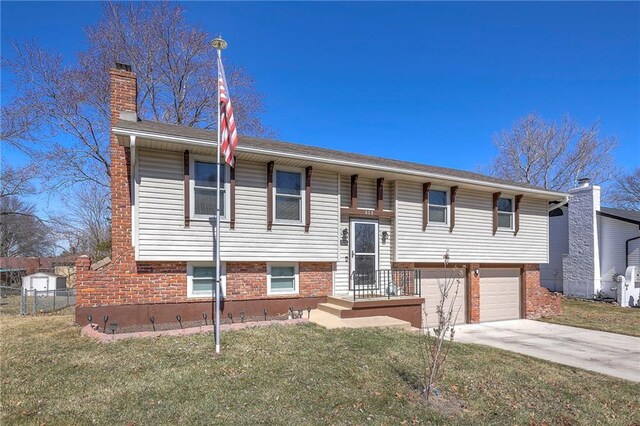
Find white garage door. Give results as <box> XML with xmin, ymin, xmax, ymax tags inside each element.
<box><xmin>480</xmin><ymin>268</ymin><xmax>521</xmax><ymax>322</ymax></box>
<box><xmin>421</xmin><ymin>268</ymin><xmax>467</xmax><ymax>327</ymax></box>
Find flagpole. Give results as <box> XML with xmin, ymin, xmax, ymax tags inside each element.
<box><xmin>212</xmin><ymin>37</ymin><xmax>227</xmax><ymax>355</ymax></box>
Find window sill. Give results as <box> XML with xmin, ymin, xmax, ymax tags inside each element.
<box><xmin>425</xmin><ymin>222</ymin><xmax>449</xmax><ymax>228</ymax></box>
<box><xmin>496</xmin><ymin>227</ymin><xmax>515</xmax><ymax>234</ymax></box>
<box><xmin>272</xmin><ymin>221</ymin><xmax>305</xmax><ymax>227</ymax></box>
<box><xmin>267</xmin><ymin>291</ymin><xmax>300</xmax><ymax>296</ymax></box>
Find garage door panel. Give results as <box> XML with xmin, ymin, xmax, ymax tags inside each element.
<box><xmin>480</xmin><ymin>268</ymin><xmax>520</xmax><ymax>322</ymax></box>
<box><xmin>421</xmin><ymin>268</ymin><xmax>466</xmax><ymax>327</ymax></box>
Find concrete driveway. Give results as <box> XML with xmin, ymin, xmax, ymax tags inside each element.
<box><xmin>455</xmin><ymin>320</ymin><xmax>640</xmax><ymax>382</ymax></box>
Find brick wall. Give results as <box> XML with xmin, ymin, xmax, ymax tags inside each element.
<box><xmin>467</xmin><ymin>263</ymin><xmax>480</xmax><ymax>323</ymax></box>
<box><xmin>76</xmin><ymin>257</ymin><xmax>333</xmax><ymax>308</ymax></box>
<box><xmin>522</xmin><ymin>263</ymin><xmax>562</xmax><ymax>319</ymax></box>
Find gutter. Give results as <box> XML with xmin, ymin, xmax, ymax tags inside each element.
<box><xmin>112</xmin><ymin>127</ymin><xmax>569</xmax><ymax>200</ymax></box>
<box><xmin>548</xmin><ymin>196</ymin><xmax>569</xmax><ymax>212</ymax></box>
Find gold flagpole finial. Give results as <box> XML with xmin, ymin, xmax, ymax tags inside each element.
<box><xmin>212</xmin><ymin>37</ymin><xmax>227</xmax><ymax>50</ymax></box>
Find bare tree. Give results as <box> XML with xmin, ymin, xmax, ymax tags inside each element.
<box><xmin>0</xmin><ymin>197</ymin><xmax>54</xmax><ymax>258</ymax></box>
<box><xmin>2</xmin><ymin>1</ymin><xmax>270</xmax><ymax>191</ymax></box>
<box><xmin>50</xmin><ymin>184</ymin><xmax>111</xmax><ymax>259</ymax></box>
<box><xmin>609</xmin><ymin>168</ymin><xmax>640</xmax><ymax>211</ymax></box>
<box><xmin>488</xmin><ymin>114</ymin><xmax>617</xmax><ymax>191</ymax></box>
<box><xmin>419</xmin><ymin>251</ymin><xmax>462</xmax><ymax>402</ymax></box>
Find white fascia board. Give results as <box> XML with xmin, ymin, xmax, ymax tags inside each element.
<box><xmin>113</xmin><ymin>127</ymin><xmax>569</xmax><ymax>200</ymax></box>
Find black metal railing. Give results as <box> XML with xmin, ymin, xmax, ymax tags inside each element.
<box><xmin>350</xmin><ymin>269</ymin><xmax>421</xmax><ymax>300</ymax></box>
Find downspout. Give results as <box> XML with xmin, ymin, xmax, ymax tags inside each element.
<box><xmin>626</xmin><ymin>235</ymin><xmax>640</xmax><ymax>268</ymax></box>
<box><xmin>130</xmin><ymin>135</ymin><xmax>137</xmax><ymax>248</ymax></box>
<box><xmin>548</xmin><ymin>195</ymin><xmax>570</xmax><ymax>212</ymax></box>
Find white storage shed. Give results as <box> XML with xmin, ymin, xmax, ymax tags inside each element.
<box><xmin>21</xmin><ymin>272</ymin><xmax>67</xmax><ymax>292</ymax></box>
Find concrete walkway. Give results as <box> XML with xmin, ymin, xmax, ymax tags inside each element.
<box><xmin>455</xmin><ymin>320</ymin><xmax>640</xmax><ymax>382</ymax></box>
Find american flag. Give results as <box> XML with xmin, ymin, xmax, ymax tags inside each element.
<box><xmin>217</xmin><ymin>55</ymin><xmax>238</xmax><ymax>167</ymax></box>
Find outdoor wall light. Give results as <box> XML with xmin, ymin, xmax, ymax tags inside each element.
<box><xmin>474</xmin><ymin>269</ymin><xmax>479</xmax><ymax>277</ymax></box>
<box><xmin>382</xmin><ymin>231</ymin><xmax>389</xmax><ymax>244</ymax></box>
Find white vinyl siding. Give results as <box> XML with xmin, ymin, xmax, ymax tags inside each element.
<box><xmin>540</xmin><ymin>207</ymin><xmax>569</xmax><ymax>292</ymax></box>
<box><xmin>137</xmin><ymin>150</ymin><xmax>339</xmax><ymax>261</ymax></box>
<box><xmin>395</xmin><ymin>182</ymin><xmax>549</xmax><ymax>263</ymax></box>
<box><xmin>339</xmin><ymin>175</ymin><xmax>392</xmax><ymax>210</ymax></box>
<box><xmin>597</xmin><ymin>215</ymin><xmax>640</xmax><ymax>296</ymax></box>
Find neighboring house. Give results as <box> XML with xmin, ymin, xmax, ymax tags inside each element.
<box><xmin>22</xmin><ymin>272</ymin><xmax>67</xmax><ymax>292</ymax></box>
<box><xmin>540</xmin><ymin>179</ymin><xmax>640</xmax><ymax>299</ymax></box>
<box><xmin>74</xmin><ymin>65</ymin><xmax>565</xmax><ymax>328</ymax></box>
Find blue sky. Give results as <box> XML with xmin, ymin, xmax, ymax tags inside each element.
<box><xmin>2</xmin><ymin>1</ymin><xmax>639</xmax><ymax>215</ymax></box>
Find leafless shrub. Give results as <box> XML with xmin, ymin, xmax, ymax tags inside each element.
<box><xmin>420</xmin><ymin>251</ymin><xmax>463</xmax><ymax>402</ymax></box>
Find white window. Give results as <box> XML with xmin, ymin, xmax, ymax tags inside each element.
<box><xmin>497</xmin><ymin>197</ymin><xmax>514</xmax><ymax>229</ymax></box>
<box><xmin>190</xmin><ymin>157</ymin><xmax>230</xmax><ymax>220</ymax></box>
<box><xmin>428</xmin><ymin>189</ymin><xmax>449</xmax><ymax>225</ymax></box>
<box><xmin>267</xmin><ymin>263</ymin><xmax>299</xmax><ymax>295</ymax></box>
<box><xmin>187</xmin><ymin>263</ymin><xmax>226</xmax><ymax>298</ymax></box>
<box><xmin>274</xmin><ymin>168</ymin><xmax>305</xmax><ymax>224</ymax></box>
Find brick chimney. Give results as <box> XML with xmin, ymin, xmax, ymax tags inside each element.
<box><xmin>109</xmin><ymin>63</ymin><xmax>137</xmax><ymax>259</ymax></box>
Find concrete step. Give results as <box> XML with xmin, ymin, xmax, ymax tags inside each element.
<box><xmin>326</xmin><ymin>296</ymin><xmax>355</xmax><ymax>309</ymax></box>
<box><xmin>309</xmin><ymin>309</ymin><xmax>413</xmax><ymax>331</ymax></box>
<box><xmin>317</xmin><ymin>303</ymin><xmax>350</xmax><ymax>317</ymax></box>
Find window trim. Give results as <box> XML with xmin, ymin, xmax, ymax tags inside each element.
<box><xmin>273</xmin><ymin>166</ymin><xmax>306</xmax><ymax>226</ymax></box>
<box><xmin>427</xmin><ymin>186</ymin><xmax>450</xmax><ymax>227</ymax></box>
<box><xmin>267</xmin><ymin>262</ymin><xmax>300</xmax><ymax>295</ymax></box>
<box><xmin>187</xmin><ymin>262</ymin><xmax>226</xmax><ymax>299</ymax></box>
<box><xmin>189</xmin><ymin>155</ymin><xmax>231</xmax><ymax>222</ymax></box>
<box><xmin>497</xmin><ymin>195</ymin><xmax>515</xmax><ymax>231</ymax></box>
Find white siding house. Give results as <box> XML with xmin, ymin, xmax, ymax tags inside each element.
<box><xmin>542</xmin><ymin>181</ymin><xmax>640</xmax><ymax>300</ymax></box>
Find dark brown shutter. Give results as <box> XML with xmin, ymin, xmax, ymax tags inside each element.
<box><xmin>350</xmin><ymin>174</ymin><xmax>358</xmax><ymax>209</ymax></box>
<box><xmin>267</xmin><ymin>161</ymin><xmax>274</xmax><ymax>230</ymax></box>
<box><xmin>376</xmin><ymin>178</ymin><xmax>384</xmax><ymax>211</ymax></box>
<box><xmin>183</xmin><ymin>150</ymin><xmax>190</xmax><ymax>227</ymax></box>
<box><xmin>492</xmin><ymin>192</ymin><xmax>501</xmax><ymax>235</ymax></box>
<box><xmin>449</xmin><ymin>186</ymin><xmax>458</xmax><ymax>232</ymax></box>
<box><xmin>422</xmin><ymin>182</ymin><xmax>431</xmax><ymax>230</ymax></box>
<box><xmin>305</xmin><ymin>166</ymin><xmax>312</xmax><ymax>232</ymax></box>
<box><xmin>514</xmin><ymin>194</ymin><xmax>523</xmax><ymax>236</ymax></box>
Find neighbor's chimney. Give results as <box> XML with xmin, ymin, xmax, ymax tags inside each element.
<box><xmin>577</xmin><ymin>177</ymin><xmax>590</xmax><ymax>188</ymax></box>
<box><xmin>109</xmin><ymin>63</ymin><xmax>138</xmax><ymax>258</ymax></box>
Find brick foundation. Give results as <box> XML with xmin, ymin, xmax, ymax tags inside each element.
<box><xmin>522</xmin><ymin>264</ymin><xmax>562</xmax><ymax>319</ymax></box>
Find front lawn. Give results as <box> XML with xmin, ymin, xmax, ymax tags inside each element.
<box><xmin>1</xmin><ymin>314</ymin><xmax>638</xmax><ymax>425</ymax></box>
<box><xmin>540</xmin><ymin>297</ymin><xmax>640</xmax><ymax>337</ymax></box>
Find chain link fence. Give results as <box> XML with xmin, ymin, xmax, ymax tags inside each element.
<box><xmin>0</xmin><ymin>286</ymin><xmax>76</xmax><ymax>315</ymax></box>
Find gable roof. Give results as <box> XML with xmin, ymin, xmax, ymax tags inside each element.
<box><xmin>114</xmin><ymin>118</ymin><xmax>568</xmax><ymax>198</ymax></box>
<box><xmin>599</xmin><ymin>207</ymin><xmax>640</xmax><ymax>225</ymax></box>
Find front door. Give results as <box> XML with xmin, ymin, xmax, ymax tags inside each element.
<box><xmin>349</xmin><ymin>219</ymin><xmax>379</xmax><ymax>291</ymax></box>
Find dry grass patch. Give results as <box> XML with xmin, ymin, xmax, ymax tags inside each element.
<box><xmin>1</xmin><ymin>314</ymin><xmax>638</xmax><ymax>425</ymax></box>
<box><xmin>541</xmin><ymin>297</ymin><xmax>640</xmax><ymax>337</ymax></box>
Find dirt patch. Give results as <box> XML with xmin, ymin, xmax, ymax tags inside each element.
<box><xmin>424</xmin><ymin>392</ymin><xmax>467</xmax><ymax>419</ymax></box>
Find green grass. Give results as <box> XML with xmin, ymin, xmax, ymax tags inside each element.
<box><xmin>540</xmin><ymin>297</ymin><xmax>640</xmax><ymax>337</ymax></box>
<box><xmin>1</xmin><ymin>314</ymin><xmax>639</xmax><ymax>425</ymax></box>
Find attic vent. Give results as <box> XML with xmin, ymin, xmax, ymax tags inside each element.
<box><xmin>115</xmin><ymin>62</ymin><xmax>132</xmax><ymax>72</ymax></box>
